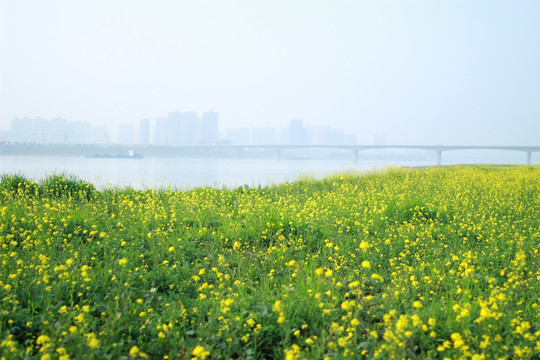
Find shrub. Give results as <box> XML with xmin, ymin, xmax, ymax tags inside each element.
<box><xmin>0</xmin><ymin>173</ymin><xmax>39</xmax><ymax>197</ymax></box>
<box><xmin>39</xmin><ymin>173</ymin><xmax>96</xmax><ymax>201</ymax></box>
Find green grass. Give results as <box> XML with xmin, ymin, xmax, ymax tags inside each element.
<box><xmin>0</xmin><ymin>166</ymin><xmax>539</xmax><ymax>359</ymax></box>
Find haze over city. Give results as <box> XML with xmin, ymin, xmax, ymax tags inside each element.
<box><xmin>1</xmin><ymin>0</ymin><xmax>539</xmax><ymax>145</ymax></box>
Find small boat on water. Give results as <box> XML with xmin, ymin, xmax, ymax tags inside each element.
<box><xmin>87</xmin><ymin>150</ymin><xmax>143</xmax><ymax>159</ymax></box>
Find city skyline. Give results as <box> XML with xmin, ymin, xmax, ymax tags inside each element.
<box><xmin>1</xmin><ymin>1</ymin><xmax>539</xmax><ymax>147</ymax></box>
<box><xmin>0</xmin><ymin>109</ymin><xmax>369</xmax><ymax>146</ymax></box>
<box><xmin>1</xmin><ymin>113</ymin><xmax>360</xmax><ymax>146</ymax></box>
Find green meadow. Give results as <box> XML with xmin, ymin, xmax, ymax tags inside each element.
<box><xmin>0</xmin><ymin>166</ymin><xmax>539</xmax><ymax>359</ymax></box>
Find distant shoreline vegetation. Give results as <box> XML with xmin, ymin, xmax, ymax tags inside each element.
<box><xmin>0</xmin><ymin>142</ymin><xmax>429</xmax><ymax>161</ymax></box>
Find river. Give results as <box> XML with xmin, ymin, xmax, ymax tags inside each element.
<box><xmin>0</xmin><ymin>151</ymin><xmax>534</xmax><ymax>189</ymax></box>
<box><xmin>0</xmin><ymin>155</ymin><xmax>434</xmax><ymax>189</ymax></box>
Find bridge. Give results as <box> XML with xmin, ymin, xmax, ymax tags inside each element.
<box><xmin>172</xmin><ymin>145</ymin><xmax>540</xmax><ymax>166</ymax></box>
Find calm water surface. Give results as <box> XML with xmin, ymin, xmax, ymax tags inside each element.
<box><xmin>1</xmin><ymin>151</ymin><xmax>534</xmax><ymax>189</ymax></box>
<box><xmin>0</xmin><ymin>155</ymin><xmax>432</xmax><ymax>189</ymax></box>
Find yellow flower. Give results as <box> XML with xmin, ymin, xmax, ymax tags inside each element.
<box><xmin>361</xmin><ymin>260</ymin><xmax>371</xmax><ymax>269</ymax></box>
<box><xmin>192</xmin><ymin>345</ymin><xmax>210</xmax><ymax>359</ymax></box>
<box><xmin>56</xmin><ymin>348</ymin><xmax>70</xmax><ymax>360</ymax></box>
<box><xmin>325</xmin><ymin>269</ymin><xmax>333</xmax><ymax>277</ymax></box>
<box><xmin>341</xmin><ymin>300</ymin><xmax>355</xmax><ymax>311</ymax></box>
<box><xmin>286</xmin><ymin>259</ymin><xmax>297</xmax><ymax>267</ymax></box>
<box><xmin>36</xmin><ymin>334</ymin><xmax>52</xmax><ymax>353</ymax></box>
<box><xmin>85</xmin><ymin>333</ymin><xmax>100</xmax><ymax>349</ymax></box>
<box><xmin>480</xmin><ymin>335</ymin><xmax>490</xmax><ymax>349</ymax></box>
<box><xmin>337</xmin><ymin>337</ymin><xmax>348</xmax><ymax>347</ymax></box>
<box><xmin>129</xmin><ymin>345</ymin><xmax>148</xmax><ymax>358</ymax></box>
<box><xmin>471</xmin><ymin>354</ymin><xmax>485</xmax><ymax>360</ymax></box>
<box><xmin>118</xmin><ymin>258</ymin><xmax>128</xmax><ymax>266</ymax></box>
<box><xmin>451</xmin><ymin>332</ymin><xmax>465</xmax><ymax>349</ymax></box>
<box><xmin>220</xmin><ymin>298</ymin><xmax>234</xmax><ymax>313</ymax></box>
<box><xmin>272</xmin><ymin>300</ymin><xmax>284</xmax><ymax>313</ymax></box>
<box><xmin>36</xmin><ymin>335</ymin><xmax>51</xmax><ymax>345</ymax></box>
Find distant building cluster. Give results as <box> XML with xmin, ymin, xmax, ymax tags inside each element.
<box><xmin>118</xmin><ymin>114</ymin><xmax>357</xmax><ymax>146</ymax></box>
<box><xmin>1</xmin><ymin>117</ymin><xmax>109</xmax><ymax>144</ymax></box>
<box><xmin>223</xmin><ymin>119</ymin><xmax>357</xmax><ymax>146</ymax></box>
<box><xmin>2</xmin><ymin>112</ymin><xmax>359</xmax><ymax>146</ymax></box>
<box><xmin>117</xmin><ymin>111</ymin><xmax>219</xmax><ymax>146</ymax></box>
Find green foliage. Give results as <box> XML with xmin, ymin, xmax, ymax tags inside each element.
<box><xmin>38</xmin><ymin>173</ymin><xmax>96</xmax><ymax>201</ymax></box>
<box><xmin>0</xmin><ymin>173</ymin><xmax>39</xmax><ymax>197</ymax></box>
<box><xmin>0</xmin><ymin>172</ymin><xmax>96</xmax><ymax>201</ymax></box>
<box><xmin>0</xmin><ymin>166</ymin><xmax>539</xmax><ymax>359</ymax></box>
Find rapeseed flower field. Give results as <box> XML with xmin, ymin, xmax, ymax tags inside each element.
<box><xmin>0</xmin><ymin>166</ymin><xmax>539</xmax><ymax>359</ymax></box>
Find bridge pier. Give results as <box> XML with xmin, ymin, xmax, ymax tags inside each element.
<box><xmin>352</xmin><ymin>149</ymin><xmax>359</xmax><ymax>163</ymax></box>
<box><xmin>527</xmin><ymin>151</ymin><xmax>532</xmax><ymax>165</ymax></box>
<box><xmin>436</xmin><ymin>150</ymin><xmax>442</xmax><ymax>166</ymax></box>
<box><xmin>275</xmin><ymin>149</ymin><xmax>282</xmax><ymax>160</ymax></box>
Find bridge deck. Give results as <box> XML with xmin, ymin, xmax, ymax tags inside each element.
<box><xmin>159</xmin><ymin>145</ymin><xmax>540</xmax><ymax>165</ymax></box>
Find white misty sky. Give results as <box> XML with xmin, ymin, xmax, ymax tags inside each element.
<box><xmin>1</xmin><ymin>0</ymin><xmax>539</xmax><ymax>144</ymax></box>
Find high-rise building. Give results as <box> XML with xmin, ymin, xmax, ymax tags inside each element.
<box><xmin>153</xmin><ymin>117</ymin><xmax>170</xmax><ymax>145</ymax></box>
<box><xmin>288</xmin><ymin>119</ymin><xmax>309</xmax><ymax>144</ymax></box>
<box><xmin>168</xmin><ymin>111</ymin><xmax>199</xmax><ymax>145</ymax></box>
<box><xmin>51</xmin><ymin>117</ymin><xmax>68</xmax><ymax>144</ymax></box>
<box><xmin>201</xmin><ymin>111</ymin><xmax>219</xmax><ymax>145</ymax></box>
<box><xmin>278</xmin><ymin>128</ymin><xmax>289</xmax><ymax>145</ymax></box>
<box><xmin>308</xmin><ymin>126</ymin><xmax>325</xmax><ymax>145</ymax></box>
<box><xmin>6</xmin><ymin>117</ymin><xmax>109</xmax><ymax>144</ymax></box>
<box><xmin>152</xmin><ymin>111</ymin><xmax>219</xmax><ymax>145</ymax></box>
<box><xmin>138</xmin><ymin>119</ymin><xmax>151</xmax><ymax>145</ymax></box>
<box><xmin>11</xmin><ymin>117</ymin><xmax>33</xmax><ymax>143</ymax></box>
<box><xmin>11</xmin><ymin>117</ymin><xmax>33</xmax><ymax>132</ymax></box>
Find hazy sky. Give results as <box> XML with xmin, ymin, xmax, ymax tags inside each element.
<box><xmin>1</xmin><ymin>0</ymin><xmax>539</xmax><ymax>144</ymax></box>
